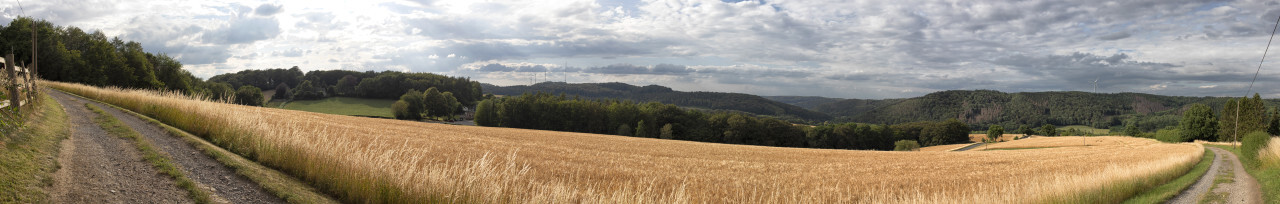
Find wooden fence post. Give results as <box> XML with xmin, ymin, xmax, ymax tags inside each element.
<box><xmin>5</xmin><ymin>54</ymin><xmax>17</xmax><ymax>112</ymax></box>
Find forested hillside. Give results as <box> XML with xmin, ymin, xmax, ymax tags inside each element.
<box><xmin>484</xmin><ymin>82</ymin><xmax>831</xmax><ymax>121</ymax></box>
<box><xmin>760</xmin><ymin>96</ymin><xmax>845</xmax><ymax>110</ymax></box>
<box><xmin>208</xmin><ymin>68</ymin><xmax>484</xmax><ymax>106</ymax></box>
<box><xmin>807</xmin><ymin>90</ymin><xmax>1280</xmax><ymax>131</ymax></box>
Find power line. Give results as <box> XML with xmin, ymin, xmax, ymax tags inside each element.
<box><xmin>1234</xmin><ymin>14</ymin><xmax>1280</xmax><ymax>146</ymax></box>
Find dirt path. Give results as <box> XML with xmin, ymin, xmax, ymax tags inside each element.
<box><xmin>47</xmin><ymin>89</ymin><xmax>285</xmax><ymax>204</ymax></box>
<box><xmin>1168</xmin><ymin>147</ymin><xmax>1262</xmax><ymax>204</ymax></box>
<box><xmin>951</xmin><ymin>143</ymin><xmax>984</xmax><ymax>151</ymax></box>
<box><xmin>47</xmin><ymin>89</ymin><xmax>192</xmax><ymax>203</ymax></box>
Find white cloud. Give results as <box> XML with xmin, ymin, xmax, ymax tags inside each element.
<box><xmin>4</xmin><ymin>0</ymin><xmax>1280</xmax><ymax>98</ymax></box>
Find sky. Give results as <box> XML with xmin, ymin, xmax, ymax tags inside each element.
<box><xmin>3</xmin><ymin>0</ymin><xmax>1280</xmax><ymax>99</ymax></box>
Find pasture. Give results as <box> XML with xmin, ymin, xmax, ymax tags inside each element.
<box><xmin>280</xmin><ymin>97</ymin><xmax>396</xmax><ymax>118</ymax></box>
<box><xmin>46</xmin><ymin>81</ymin><xmax>1206</xmax><ymax>203</ymax></box>
<box><xmin>1059</xmin><ymin>125</ymin><xmax>1110</xmax><ymax>135</ymax></box>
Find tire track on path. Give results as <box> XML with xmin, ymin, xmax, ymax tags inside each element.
<box><xmin>47</xmin><ymin>89</ymin><xmax>192</xmax><ymax>204</ymax></box>
<box><xmin>47</xmin><ymin>89</ymin><xmax>285</xmax><ymax>204</ymax></box>
<box><xmin>1168</xmin><ymin>147</ymin><xmax>1262</xmax><ymax>204</ymax></box>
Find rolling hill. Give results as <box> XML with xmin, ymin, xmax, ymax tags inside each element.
<box><xmin>483</xmin><ymin>82</ymin><xmax>832</xmax><ymax>121</ymax></box>
<box><xmin>799</xmin><ymin>90</ymin><xmax>1279</xmax><ymax>130</ymax></box>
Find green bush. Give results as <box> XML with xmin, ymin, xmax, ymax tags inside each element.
<box><xmin>233</xmin><ymin>86</ymin><xmax>264</xmax><ymax>106</ymax></box>
<box><xmin>1242</xmin><ymin>131</ymin><xmax>1271</xmax><ymax>167</ymax></box>
<box><xmin>1154</xmin><ymin>129</ymin><xmax>1183</xmax><ymax>143</ymax></box>
<box><xmin>391</xmin><ymin>100</ymin><xmax>412</xmax><ymax>120</ymax></box>
<box><xmin>894</xmin><ymin>140</ymin><xmax>920</xmax><ymax>151</ymax></box>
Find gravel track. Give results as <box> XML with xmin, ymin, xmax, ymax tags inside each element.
<box><xmin>48</xmin><ymin>89</ymin><xmax>284</xmax><ymax>204</ymax></box>
<box><xmin>47</xmin><ymin>89</ymin><xmax>192</xmax><ymax>204</ymax></box>
<box><xmin>1168</xmin><ymin>147</ymin><xmax>1262</xmax><ymax>204</ymax></box>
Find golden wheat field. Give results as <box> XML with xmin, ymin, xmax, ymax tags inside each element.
<box><xmin>46</xmin><ymin>81</ymin><xmax>1205</xmax><ymax>203</ymax></box>
<box><xmin>917</xmin><ymin>143</ymin><xmax>974</xmax><ymax>152</ymax></box>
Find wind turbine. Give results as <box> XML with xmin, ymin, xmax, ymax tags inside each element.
<box><xmin>1087</xmin><ymin>77</ymin><xmax>1099</xmax><ymax>145</ymax></box>
<box><xmin>1091</xmin><ymin>77</ymin><xmax>1099</xmax><ymax>93</ymax></box>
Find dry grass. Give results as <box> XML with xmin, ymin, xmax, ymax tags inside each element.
<box><xmin>46</xmin><ymin>81</ymin><xmax>1205</xmax><ymax>203</ymax></box>
<box><xmin>967</xmin><ymin>134</ymin><xmax>1023</xmax><ymax>142</ymax></box>
<box><xmin>1195</xmin><ymin>140</ymin><xmax>1240</xmax><ymax>146</ymax></box>
<box><xmin>1263</xmin><ymin>137</ymin><xmax>1280</xmax><ymax>168</ymax></box>
<box><xmin>984</xmin><ymin>136</ymin><xmax>1146</xmax><ymax>150</ymax></box>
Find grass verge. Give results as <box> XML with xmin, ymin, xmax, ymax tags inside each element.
<box><xmin>1123</xmin><ymin>148</ymin><xmax>1215</xmax><ymax>203</ymax></box>
<box><xmin>1205</xmin><ymin>144</ymin><xmax>1280</xmax><ymax>203</ymax></box>
<box><xmin>0</xmin><ymin>92</ymin><xmax>67</xmax><ymax>203</ymax></box>
<box><xmin>62</xmin><ymin>89</ymin><xmax>337</xmax><ymax>204</ymax></box>
<box><xmin>84</xmin><ymin>103</ymin><xmax>211</xmax><ymax>204</ymax></box>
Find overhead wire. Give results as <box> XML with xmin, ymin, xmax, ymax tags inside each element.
<box><xmin>1234</xmin><ymin>14</ymin><xmax>1280</xmax><ymax>146</ymax></box>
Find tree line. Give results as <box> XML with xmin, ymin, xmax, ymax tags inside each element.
<box><xmin>1164</xmin><ymin>94</ymin><xmax>1280</xmax><ymax>143</ymax></box>
<box><xmin>475</xmin><ymin>92</ymin><xmax>971</xmax><ymax>150</ymax></box>
<box><xmin>209</xmin><ymin>68</ymin><xmax>484</xmax><ymax>106</ymax></box>
<box><xmin>2</xmin><ymin>17</ymin><xmax>202</xmax><ymax>95</ymax></box>
<box><xmin>392</xmin><ymin>87</ymin><xmax>462</xmax><ymax>121</ymax></box>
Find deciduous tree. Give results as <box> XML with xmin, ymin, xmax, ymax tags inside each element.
<box><xmin>1179</xmin><ymin>103</ymin><xmax>1218</xmax><ymax>142</ymax></box>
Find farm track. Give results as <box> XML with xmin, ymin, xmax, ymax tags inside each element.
<box><xmin>1168</xmin><ymin>147</ymin><xmax>1262</xmax><ymax>204</ymax></box>
<box><xmin>47</xmin><ymin>89</ymin><xmax>192</xmax><ymax>203</ymax></box>
<box><xmin>47</xmin><ymin>89</ymin><xmax>284</xmax><ymax>204</ymax></box>
<box><xmin>951</xmin><ymin>143</ymin><xmax>984</xmax><ymax>151</ymax></box>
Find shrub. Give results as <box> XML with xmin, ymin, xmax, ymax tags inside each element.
<box><xmin>894</xmin><ymin>140</ymin><xmax>920</xmax><ymax>151</ymax></box>
<box><xmin>1040</xmin><ymin>124</ymin><xmax>1057</xmax><ymax>136</ymax></box>
<box><xmin>635</xmin><ymin>120</ymin><xmax>649</xmax><ymax>138</ymax></box>
<box><xmin>1154</xmin><ymin>129</ymin><xmax>1183</xmax><ymax>143</ymax></box>
<box><xmin>617</xmin><ymin>124</ymin><xmax>632</xmax><ymax>136</ymax></box>
<box><xmin>660</xmin><ymin>123</ymin><xmax>675</xmax><ymax>139</ymax></box>
<box><xmin>274</xmin><ymin>83</ymin><xmax>291</xmax><ymax>100</ymax></box>
<box><xmin>398</xmin><ymin>90</ymin><xmax>425</xmax><ymax>120</ymax></box>
<box><xmin>1241</xmin><ymin>131</ymin><xmax>1271</xmax><ymax>167</ymax></box>
<box><xmin>392</xmin><ymin>100</ymin><xmax>412</xmax><ymax>120</ymax></box>
<box><xmin>233</xmin><ymin>86</ymin><xmax>263</xmax><ymax>106</ymax></box>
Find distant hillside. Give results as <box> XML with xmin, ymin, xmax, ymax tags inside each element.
<box><xmin>812</xmin><ymin>90</ymin><xmax>1279</xmax><ymax>131</ymax></box>
<box><xmin>483</xmin><ymin>82</ymin><xmax>832</xmax><ymax>121</ymax></box>
<box><xmin>761</xmin><ymin>96</ymin><xmax>844</xmax><ymax>110</ymax></box>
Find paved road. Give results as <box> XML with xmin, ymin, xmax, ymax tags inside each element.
<box><xmin>1168</xmin><ymin>147</ymin><xmax>1262</xmax><ymax>204</ymax></box>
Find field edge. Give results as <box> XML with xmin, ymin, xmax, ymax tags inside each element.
<box><xmin>1122</xmin><ymin>148</ymin><xmax>1215</xmax><ymax>203</ymax></box>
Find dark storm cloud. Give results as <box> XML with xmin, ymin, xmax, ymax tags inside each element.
<box><xmin>1097</xmin><ymin>32</ymin><xmax>1132</xmax><ymax>40</ymax></box>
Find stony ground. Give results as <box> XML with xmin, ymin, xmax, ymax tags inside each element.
<box><xmin>47</xmin><ymin>89</ymin><xmax>283</xmax><ymax>204</ymax></box>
